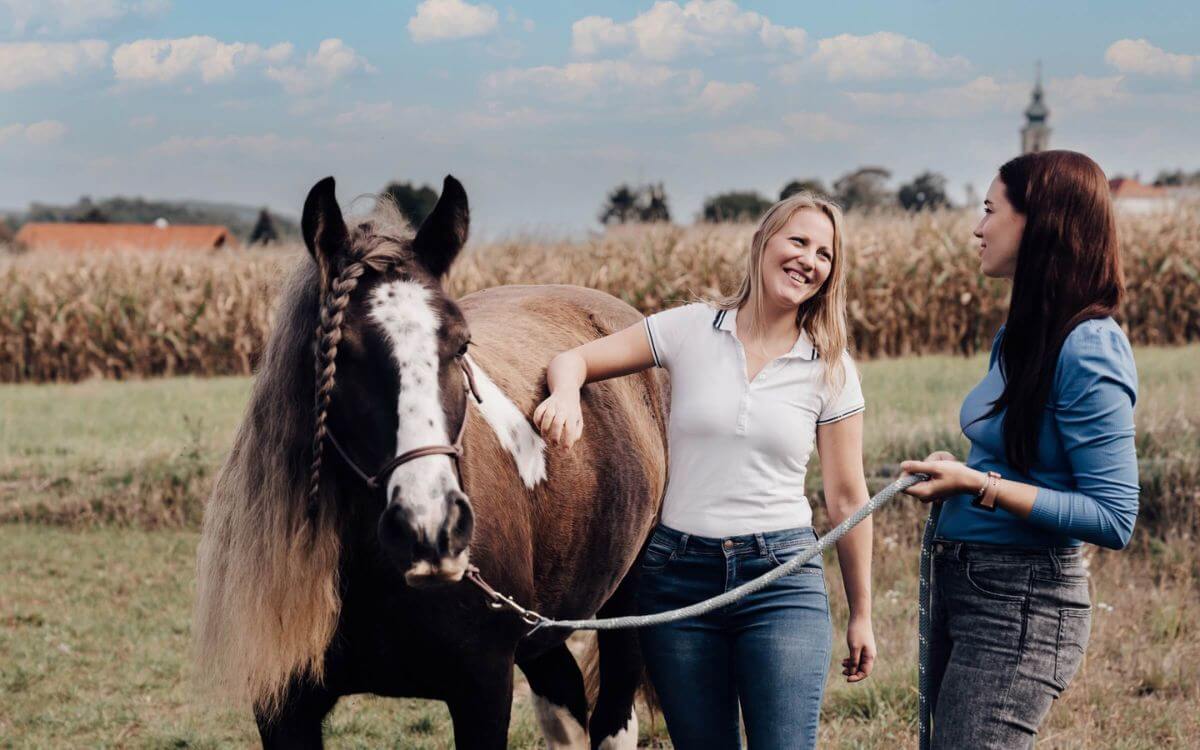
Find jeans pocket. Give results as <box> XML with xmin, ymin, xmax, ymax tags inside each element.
<box><xmin>639</xmin><ymin>544</ymin><xmax>674</xmax><ymax>574</ymax></box>
<box><xmin>1054</xmin><ymin>607</ymin><xmax>1092</xmax><ymax>690</ymax></box>
<box><xmin>767</xmin><ymin>545</ymin><xmax>821</xmax><ymax>576</ymax></box>
<box><xmin>965</xmin><ymin>562</ymin><xmax>1030</xmax><ymax>602</ymax></box>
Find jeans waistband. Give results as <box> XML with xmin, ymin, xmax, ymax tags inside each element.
<box><xmin>930</xmin><ymin>538</ymin><xmax>1083</xmax><ymax>566</ymax></box>
<box><xmin>651</xmin><ymin>523</ymin><xmax>817</xmax><ymax>557</ymax></box>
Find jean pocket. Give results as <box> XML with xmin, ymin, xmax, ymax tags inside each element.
<box><xmin>767</xmin><ymin>544</ymin><xmax>821</xmax><ymax>575</ymax></box>
<box><xmin>1054</xmin><ymin>607</ymin><xmax>1092</xmax><ymax>690</ymax></box>
<box><xmin>639</xmin><ymin>544</ymin><xmax>674</xmax><ymax>574</ymax></box>
<box><xmin>965</xmin><ymin>562</ymin><xmax>1030</xmax><ymax>602</ymax></box>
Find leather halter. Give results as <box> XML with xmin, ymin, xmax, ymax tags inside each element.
<box><xmin>325</xmin><ymin>355</ymin><xmax>483</xmax><ymax>492</ymax></box>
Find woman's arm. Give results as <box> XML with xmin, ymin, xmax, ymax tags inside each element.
<box><xmin>815</xmin><ymin>411</ymin><xmax>875</xmax><ymax>682</ymax></box>
<box><xmin>533</xmin><ymin>321</ymin><xmax>657</xmax><ymax>448</ymax></box>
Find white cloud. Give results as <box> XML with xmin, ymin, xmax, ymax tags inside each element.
<box><xmin>0</xmin><ymin>119</ymin><xmax>68</xmax><ymax>145</ymax></box>
<box><xmin>0</xmin><ymin>40</ymin><xmax>108</xmax><ymax>91</ymax></box>
<box><xmin>408</xmin><ymin>0</ymin><xmax>499</xmax><ymax>43</ymax></box>
<box><xmin>112</xmin><ymin>36</ymin><xmax>294</xmax><ymax>84</ymax></box>
<box><xmin>1050</xmin><ymin>74</ymin><xmax>1129</xmax><ymax>112</ymax></box>
<box><xmin>572</xmin><ymin>16</ymin><xmax>632</xmax><ymax>57</ymax></box>
<box><xmin>782</xmin><ymin>112</ymin><xmax>858</xmax><ymax>142</ymax></box>
<box><xmin>571</xmin><ymin>1</ymin><xmax>806</xmax><ymax>61</ymax></box>
<box><xmin>691</xmin><ymin>124</ymin><xmax>786</xmax><ymax>153</ymax></box>
<box><xmin>484</xmin><ymin>59</ymin><xmax>699</xmax><ymax>102</ymax></box>
<box><xmin>802</xmin><ymin>31</ymin><xmax>970</xmax><ymax>82</ymax></box>
<box><xmin>845</xmin><ymin>74</ymin><xmax>1129</xmax><ymax>119</ymax></box>
<box><xmin>146</xmin><ymin>133</ymin><xmax>310</xmax><ymax>157</ymax></box>
<box><xmin>266</xmin><ymin>38</ymin><xmax>374</xmax><ymax>95</ymax></box>
<box><xmin>695</xmin><ymin>80</ymin><xmax>757</xmax><ymax>114</ymax></box>
<box><xmin>0</xmin><ymin>0</ymin><xmax>167</xmax><ymax>36</ymax></box>
<box><xmin>846</xmin><ymin>76</ymin><xmax>1026</xmax><ymax>118</ymax></box>
<box><xmin>1105</xmin><ymin>39</ymin><xmax>1196</xmax><ymax>78</ymax></box>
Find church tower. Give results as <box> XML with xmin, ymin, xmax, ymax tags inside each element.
<box><xmin>1021</xmin><ymin>62</ymin><xmax>1050</xmax><ymax>154</ymax></box>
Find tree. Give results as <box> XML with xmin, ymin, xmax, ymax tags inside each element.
<box><xmin>249</xmin><ymin>208</ymin><xmax>279</xmax><ymax>245</ymax></box>
<box><xmin>381</xmin><ymin>181</ymin><xmax>439</xmax><ymax>227</ymax></box>
<box><xmin>1153</xmin><ymin>169</ymin><xmax>1200</xmax><ymax>187</ymax></box>
<box><xmin>832</xmin><ymin>167</ymin><xmax>893</xmax><ymax>211</ymax></box>
<box><xmin>701</xmin><ymin>191</ymin><xmax>773</xmax><ymax>223</ymax></box>
<box><xmin>780</xmin><ymin>179</ymin><xmax>828</xmax><ymax>201</ymax></box>
<box><xmin>599</xmin><ymin>182</ymin><xmax>671</xmax><ymax>225</ymax></box>
<box><xmin>898</xmin><ymin>171</ymin><xmax>951</xmax><ymax>211</ymax></box>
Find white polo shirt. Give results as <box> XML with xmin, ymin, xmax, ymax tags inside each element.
<box><xmin>644</xmin><ymin>302</ymin><xmax>865</xmax><ymax>537</ymax></box>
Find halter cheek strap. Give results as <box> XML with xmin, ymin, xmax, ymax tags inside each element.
<box><xmin>325</xmin><ymin>355</ymin><xmax>483</xmax><ymax>491</ymax></box>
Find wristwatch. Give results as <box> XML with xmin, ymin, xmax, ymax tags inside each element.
<box><xmin>970</xmin><ymin>471</ymin><xmax>1002</xmax><ymax>512</ymax></box>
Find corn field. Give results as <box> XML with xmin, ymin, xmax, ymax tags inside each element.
<box><xmin>2</xmin><ymin>208</ymin><xmax>1198</xmax><ymax>382</ymax></box>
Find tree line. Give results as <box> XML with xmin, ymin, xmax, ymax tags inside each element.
<box><xmin>597</xmin><ymin>167</ymin><xmax>953</xmax><ymax>225</ymax></box>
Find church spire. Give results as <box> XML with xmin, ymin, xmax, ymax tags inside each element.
<box><xmin>1021</xmin><ymin>61</ymin><xmax>1051</xmax><ymax>153</ymax></box>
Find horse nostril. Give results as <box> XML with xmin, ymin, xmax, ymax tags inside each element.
<box><xmin>379</xmin><ymin>503</ymin><xmax>416</xmax><ymax>550</ymax></box>
<box><xmin>444</xmin><ymin>491</ymin><xmax>474</xmax><ymax>555</ymax></box>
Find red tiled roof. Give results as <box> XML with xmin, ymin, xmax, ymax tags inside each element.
<box><xmin>13</xmin><ymin>222</ymin><xmax>239</xmax><ymax>251</ymax></box>
<box><xmin>1108</xmin><ymin>178</ymin><xmax>1170</xmax><ymax>200</ymax></box>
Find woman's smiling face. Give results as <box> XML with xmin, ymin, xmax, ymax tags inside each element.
<box><xmin>760</xmin><ymin>207</ymin><xmax>835</xmax><ymax>310</ymax></box>
<box><xmin>974</xmin><ymin>175</ymin><xmax>1027</xmax><ymax>279</ymax></box>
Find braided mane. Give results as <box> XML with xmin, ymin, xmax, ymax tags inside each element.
<box><xmin>194</xmin><ymin>201</ymin><xmax>413</xmax><ymax>715</ymax></box>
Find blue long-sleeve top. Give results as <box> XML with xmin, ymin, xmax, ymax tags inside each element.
<box><xmin>935</xmin><ymin>318</ymin><xmax>1140</xmax><ymax>550</ymax></box>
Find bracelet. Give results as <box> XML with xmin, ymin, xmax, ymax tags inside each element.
<box><xmin>971</xmin><ymin>471</ymin><xmax>1002</xmax><ymax>512</ymax></box>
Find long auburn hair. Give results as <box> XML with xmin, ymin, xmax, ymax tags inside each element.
<box><xmin>986</xmin><ymin>150</ymin><xmax>1124</xmax><ymax>474</ymax></box>
<box><xmin>708</xmin><ymin>192</ymin><xmax>850</xmax><ymax>390</ymax></box>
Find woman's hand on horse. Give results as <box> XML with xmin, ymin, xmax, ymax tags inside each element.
<box><xmin>533</xmin><ymin>392</ymin><xmax>584</xmax><ymax>449</ymax></box>
<box><xmin>842</xmin><ymin>614</ymin><xmax>876</xmax><ymax>682</ymax></box>
<box><xmin>900</xmin><ymin>451</ymin><xmax>985</xmax><ymax>502</ymax></box>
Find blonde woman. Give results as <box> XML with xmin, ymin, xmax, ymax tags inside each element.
<box><xmin>533</xmin><ymin>194</ymin><xmax>874</xmax><ymax>749</ymax></box>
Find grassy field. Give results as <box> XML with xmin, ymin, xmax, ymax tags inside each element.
<box><xmin>2</xmin><ymin>347</ymin><xmax>1198</xmax><ymax>747</ymax></box>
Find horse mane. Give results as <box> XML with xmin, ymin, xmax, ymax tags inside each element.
<box><xmin>193</xmin><ymin>201</ymin><xmax>412</xmax><ymax>715</ymax></box>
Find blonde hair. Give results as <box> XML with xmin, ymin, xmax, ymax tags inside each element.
<box><xmin>706</xmin><ymin>192</ymin><xmax>851</xmax><ymax>391</ymax></box>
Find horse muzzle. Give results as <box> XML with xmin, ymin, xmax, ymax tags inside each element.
<box><xmin>378</xmin><ymin>489</ymin><xmax>475</xmax><ymax>587</ymax></box>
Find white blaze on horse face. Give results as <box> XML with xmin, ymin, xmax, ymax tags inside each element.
<box><xmin>531</xmin><ymin>694</ymin><xmax>589</xmax><ymax>750</ymax></box>
<box><xmin>463</xmin><ymin>354</ymin><xmax>547</xmax><ymax>488</ymax></box>
<box><xmin>369</xmin><ymin>280</ymin><xmax>459</xmax><ymax>534</ymax></box>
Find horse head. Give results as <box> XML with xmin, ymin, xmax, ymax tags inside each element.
<box><xmin>302</xmin><ymin>174</ymin><xmax>476</xmax><ymax>587</ymax></box>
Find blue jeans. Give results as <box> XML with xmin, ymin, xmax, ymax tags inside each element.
<box><xmin>636</xmin><ymin>524</ymin><xmax>833</xmax><ymax>750</ymax></box>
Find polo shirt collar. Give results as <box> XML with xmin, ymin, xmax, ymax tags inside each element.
<box><xmin>713</xmin><ymin>307</ymin><xmax>818</xmax><ymax>361</ymax></box>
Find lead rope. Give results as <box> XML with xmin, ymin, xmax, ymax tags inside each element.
<box><xmin>918</xmin><ymin>501</ymin><xmax>942</xmax><ymax>750</ymax></box>
<box><xmin>471</xmin><ymin>473</ymin><xmax>929</xmax><ymax>635</ymax></box>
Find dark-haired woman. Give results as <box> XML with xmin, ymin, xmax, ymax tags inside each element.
<box><xmin>900</xmin><ymin>150</ymin><xmax>1139</xmax><ymax>748</ymax></box>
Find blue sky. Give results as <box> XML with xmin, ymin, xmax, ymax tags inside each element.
<box><xmin>2</xmin><ymin>1</ymin><xmax>1197</xmax><ymax>238</ymax></box>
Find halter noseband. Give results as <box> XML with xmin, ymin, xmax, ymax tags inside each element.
<box><xmin>324</xmin><ymin>355</ymin><xmax>483</xmax><ymax>491</ymax></box>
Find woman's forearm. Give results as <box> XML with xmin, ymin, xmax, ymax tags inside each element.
<box><xmin>546</xmin><ymin>350</ymin><xmax>588</xmax><ymax>395</ymax></box>
<box><xmin>829</xmin><ymin>492</ymin><xmax>873</xmax><ymax>618</ymax></box>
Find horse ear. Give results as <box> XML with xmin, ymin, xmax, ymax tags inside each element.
<box><xmin>412</xmin><ymin>175</ymin><xmax>469</xmax><ymax>278</ymax></box>
<box><xmin>302</xmin><ymin>176</ymin><xmax>349</xmax><ymax>277</ymax></box>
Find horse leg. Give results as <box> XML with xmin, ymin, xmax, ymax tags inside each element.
<box><xmin>589</xmin><ymin>580</ymin><xmax>642</xmax><ymax>750</ymax></box>
<box><xmin>446</xmin><ymin>656</ymin><xmax>516</xmax><ymax>750</ymax></box>
<box><xmin>519</xmin><ymin>643</ymin><xmax>590</xmax><ymax>749</ymax></box>
<box><xmin>254</xmin><ymin>678</ymin><xmax>339</xmax><ymax>750</ymax></box>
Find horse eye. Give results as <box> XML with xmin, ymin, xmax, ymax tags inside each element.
<box><xmin>456</xmin><ymin>341</ymin><xmax>470</xmax><ymax>358</ymax></box>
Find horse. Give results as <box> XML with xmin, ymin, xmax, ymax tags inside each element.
<box><xmin>193</xmin><ymin>174</ymin><xmax>670</xmax><ymax>748</ymax></box>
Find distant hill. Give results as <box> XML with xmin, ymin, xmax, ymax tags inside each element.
<box><xmin>4</xmin><ymin>196</ymin><xmax>299</xmax><ymax>243</ymax></box>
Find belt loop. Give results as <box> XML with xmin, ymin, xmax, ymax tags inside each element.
<box><xmin>678</xmin><ymin>533</ymin><xmax>689</xmax><ymax>556</ymax></box>
<box><xmin>1048</xmin><ymin>548</ymin><xmax>1062</xmax><ymax>577</ymax></box>
<box><xmin>953</xmin><ymin>542</ymin><xmax>965</xmax><ymax>563</ymax></box>
<box><xmin>754</xmin><ymin>533</ymin><xmax>768</xmax><ymax>556</ymax></box>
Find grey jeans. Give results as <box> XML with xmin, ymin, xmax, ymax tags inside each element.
<box><xmin>928</xmin><ymin>539</ymin><xmax>1092</xmax><ymax>749</ymax></box>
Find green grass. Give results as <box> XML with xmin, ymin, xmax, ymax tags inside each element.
<box><xmin>2</xmin><ymin>346</ymin><xmax>1198</xmax><ymax>746</ymax></box>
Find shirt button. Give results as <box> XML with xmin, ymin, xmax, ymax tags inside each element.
<box><xmin>723</xmin><ymin>539</ymin><xmax>734</xmax><ymax>549</ymax></box>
